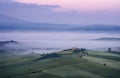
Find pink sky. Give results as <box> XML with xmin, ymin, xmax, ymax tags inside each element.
<box><xmin>14</xmin><ymin>0</ymin><xmax>120</xmax><ymax>12</ymax></box>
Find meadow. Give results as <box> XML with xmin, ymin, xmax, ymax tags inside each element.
<box><xmin>0</xmin><ymin>50</ymin><xmax>120</xmax><ymax>78</ymax></box>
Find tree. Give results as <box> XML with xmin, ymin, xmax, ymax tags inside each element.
<box><xmin>104</xmin><ymin>63</ymin><xmax>106</xmax><ymax>66</ymax></box>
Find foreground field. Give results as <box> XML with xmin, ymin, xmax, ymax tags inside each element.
<box><xmin>0</xmin><ymin>51</ymin><xmax>120</xmax><ymax>78</ymax></box>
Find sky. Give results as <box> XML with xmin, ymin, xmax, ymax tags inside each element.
<box><xmin>0</xmin><ymin>0</ymin><xmax>120</xmax><ymax>25</ymax></box>
<box><xmin>14</xmin><ymin>0</ymin><xmax>120</xmax><ymax>12</ymax></box>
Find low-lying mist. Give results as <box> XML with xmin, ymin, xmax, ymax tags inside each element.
<box><xmin>0</xmin><ymin>32</ymin><xmax>120</xmax><ymax>54</ymax></box>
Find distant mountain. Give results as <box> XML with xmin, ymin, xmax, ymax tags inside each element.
<box><xmin>0</xmin><ymin>14</ymin><xmax>73</xmax><ymax>31</ymax></box>
<box><xmin>0</xmin><ymin>13</ymin><xmax>120</xmax><ymax>32</ymax></box>
<box><xmin>94</xmin><ymin>37</ymin><xmax>120</xmax><ymax>41</ymax></box>
<box><xmin>0</xmin><ymin>13</ymin><xmax>25</xmax><ymax>23</ymax></box>
<box><xmin>0</xmin><ymin>22</ymin><xmax>73</xmax><ymax>32</ymax></box>
<box><xmin>68</xmin><ymin>25</ymin><xmax>120</xmax><ymax>33</ymax></box>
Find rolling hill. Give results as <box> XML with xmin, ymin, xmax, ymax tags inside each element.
<box><xmin>0</xmin><ymin>50</ymin><xmax>120</xmax><ymax>78</ymax></box>
<box><xmin>0</xmin><ymin>13</ymin><xmax>120</xmax><ymax>33</ymax></box>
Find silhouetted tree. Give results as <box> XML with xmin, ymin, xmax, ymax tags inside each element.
<box><xmin>108</xmin><ymin>48</ymin><xmax>111</xmax><ymax>52</ymax></box>
<box><xmin>104</xmin><ymin>63</ymin><xmax>106</xmax><ymax>66</ymax></box>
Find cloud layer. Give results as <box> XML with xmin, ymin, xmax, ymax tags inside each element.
<box><xmin>14</xmin><ymin>0</ymin><xmax>120</xmax><ymax>12</ymax></box>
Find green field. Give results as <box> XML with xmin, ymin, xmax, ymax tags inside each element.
<box><xmin>0</xmin><ymin>51</ymin><xmax>120</xmax><ymax>78</ymax></box>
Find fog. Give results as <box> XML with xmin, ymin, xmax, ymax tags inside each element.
<box><xmin>0</xmin><ymin>32</ymin><xmax>120</xmax><ymax>53</ymax></box>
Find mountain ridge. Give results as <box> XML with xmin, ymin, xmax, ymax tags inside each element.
<box><xmin>94</xmin><ymin>37</ymin><xmax>120</xmax><ymax>41</ymax></box>
<box><xmin>0</xmin><ymin>13</ymin><xmax>120</xmax><ymax>33</ymax></box>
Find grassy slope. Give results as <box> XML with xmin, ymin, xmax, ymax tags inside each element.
<box><xmin>0</xmin><ymin>51</ymin><xmax>120</xmax><ymax>78</ymax></box>
<box><xmin>83</xmin><ymin>52</ymin><xmax>120</xmax><ymax>69</ymax></box>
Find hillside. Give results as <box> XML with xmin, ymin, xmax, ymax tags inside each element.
<box><xmin>0</xmin><ymin>40</ymin><xmax>18</xmax><ymax>45</ymax></box>
<box><xmin>0</xmin><ymin>50</ymin><xmax>120</xmax><ymax>78</ymax></box>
